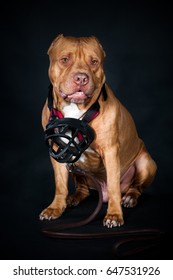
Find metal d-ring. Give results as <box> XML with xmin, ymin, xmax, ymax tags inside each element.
<box><xmin>66</xmin><ymin>163</ymin><xmax>74</xmax><ymax>173</ymax></box>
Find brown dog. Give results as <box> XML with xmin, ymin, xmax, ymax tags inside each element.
<box><xmin>40</xmin><ymin>34</ymin><xmax>157</xmax><ymax>228</ymax></box>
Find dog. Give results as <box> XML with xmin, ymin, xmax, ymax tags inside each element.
<box><xmin>40</xmin><ymin>34</ymin><xmax>157</xmax><ymax>228</ymax></box>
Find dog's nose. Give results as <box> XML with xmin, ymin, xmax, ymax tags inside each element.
<box><xmin>74</xmin><ymin>73</ymin><xmax>89</xmax><ymax>86</ymax></box>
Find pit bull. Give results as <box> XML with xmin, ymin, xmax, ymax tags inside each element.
<box><xmin>40</xmin><ymin>34</ymin><xmax>157</xmax><ymax>228</ymax></box>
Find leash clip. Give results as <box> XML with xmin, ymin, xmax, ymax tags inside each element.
<box><xmin>66</xmin><ymin>163</ymin><xmax>74</xmax><ymax>173</ymax></box>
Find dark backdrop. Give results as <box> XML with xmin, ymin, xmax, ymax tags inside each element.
<box><xmin>1</xmin><ymin>2</ymin><xmax>173</xmax><ymax>260</ymax></box>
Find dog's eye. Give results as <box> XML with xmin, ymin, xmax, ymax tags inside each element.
<box><xmin>90</xmin><ymin>59</ymin><xmax>99</xmax><ymax>66</ymax></box>
<box><xmin>60</xmin><ymin>57</ymin><xmax>70</xmax><ymax>64</ymax></box>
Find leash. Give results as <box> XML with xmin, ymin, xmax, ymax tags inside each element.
<box><xmin>42</xmin><ymin>84</ymin><xmax>163</xmax><ymax>257</ymax></box>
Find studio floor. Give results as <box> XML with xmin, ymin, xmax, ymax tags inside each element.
<box><xmin>1</xmin><ymin>182</ymin><xmax>173</xmax><ymax>260</ymax></box>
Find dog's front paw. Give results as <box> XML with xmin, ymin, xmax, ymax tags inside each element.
<box><xmin>39</xmin><ymin>207</ymin><xmax>65</xmax><ymax>221</ymax></box>
<box><xmin>103</xmin><ymin>214</ymin><xmax>124</xmax><ymax>228</ymax></box>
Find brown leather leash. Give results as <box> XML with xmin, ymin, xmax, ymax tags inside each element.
<box><xmin>41</xmin><ymin>166</ymin><xmax>163</xmax><ymax>257</ymax></box>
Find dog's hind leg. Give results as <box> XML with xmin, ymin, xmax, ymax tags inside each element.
<box><xmin>121</xmin><ymin>147</ymin><xmax>157</xmax><ymax>208</ymax></box>
<box><xmin>67</xmin><ymin>175</ymin><xmax>90</xmax><ymax>207</ymax></box>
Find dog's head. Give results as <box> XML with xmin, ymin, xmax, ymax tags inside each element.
<box><xmin>48</xmin><ymin>34</ymin><xmax>106</xmax><ymax>104</ymax></box>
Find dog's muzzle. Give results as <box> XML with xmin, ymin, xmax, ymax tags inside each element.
<box><xmin>45</xmin><ymin>118</ymin><xmax>95</xmax><ymax>163</ymax></box>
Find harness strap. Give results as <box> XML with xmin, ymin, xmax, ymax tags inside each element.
<box><xmin>47</xmin><ymin>84</ymin><xmax>54</xmax><ymax>111</ymax></box>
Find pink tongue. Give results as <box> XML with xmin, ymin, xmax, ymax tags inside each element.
<box><xmin>68</xmin><ymin>92</ymin><xmax>87</xmax><ymax>100</ymax></box>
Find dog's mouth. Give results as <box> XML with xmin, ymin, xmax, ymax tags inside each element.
<box><xmin>59</xmin><ymin>89</ymin><xmax>90</xmax><ymax>103</ymax></box>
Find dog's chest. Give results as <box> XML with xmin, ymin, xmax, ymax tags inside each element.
<box><xmin>62</xmin><ymin>103</ymin><xmax>85</xmax><ymax>119</ymax></box>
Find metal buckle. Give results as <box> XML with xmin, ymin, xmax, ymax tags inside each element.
<box><xmin>66</xmin><ymin>163</ymin><xmax>74</xmax><ymax>173</ymax></box>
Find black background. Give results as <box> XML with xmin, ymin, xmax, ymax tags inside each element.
<box><xmin>1</xmin><ymin>2</ymin><xmax>173</xmax><ymax>260</ymax></box>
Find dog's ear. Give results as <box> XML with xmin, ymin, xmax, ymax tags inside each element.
<box><xmin>98</xmin><ymin>41</ymin><xmax>106</xmax><ymax>59</ymax></box>
<box><xmin>47</xmin><ymin>34</ymin><xmax>64</xmax><ymax>55</ymax></box>
<box><xmin>91</xmin><ymin>36</ymin><xmax>106</xmax><ymax>59</ymax></box>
